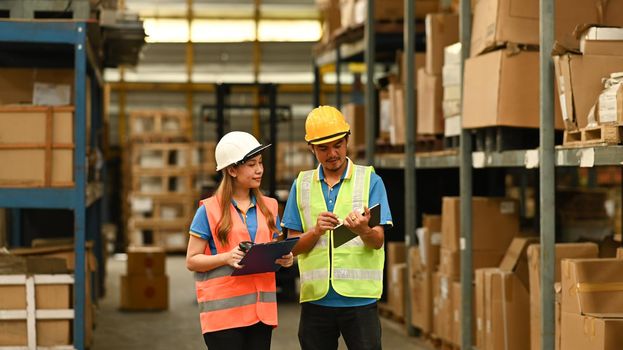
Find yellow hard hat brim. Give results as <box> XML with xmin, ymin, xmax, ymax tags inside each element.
<box><xmin>307</xmin><ymin>132</ymin><xmax>349</xmax><ymax>145</ymax></box>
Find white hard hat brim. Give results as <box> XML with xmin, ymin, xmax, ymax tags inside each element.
<box><xmin>216</xmin><ymin>143</ymin><xmax>271</xmax><ymax>171</ymax></box>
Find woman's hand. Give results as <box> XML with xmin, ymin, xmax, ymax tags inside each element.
<box><xmin>275</xmin><ymin>252</ymin><xmax>294</xmax><ymax>268</ymax></box>
<box><xmin>226</xmin><ymin>246</ymin><xmax>245</xmax><ymax>269</ymax></box>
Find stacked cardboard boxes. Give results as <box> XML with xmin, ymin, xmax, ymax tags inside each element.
<box><xmin>442</xmin><ymin>43</ymin><xmax>462</xmax><ymax>139</ymax></box>
<box><xmin>0</xmin><ymin>255</ymin><xmax>72</xmax><ymax>348</ymax></box>
<box><xmin>554</xmin><ymin>26</ymin><xmax>623</xmax><ymax>134</ymax></box>
<box><xmin>125</xmin><ymin>110</ymin><xmax>196</xmax><ymax>252</ymax></box>
<box><xmin>417</xmin><ymin>13</ymin><xmax>458</xmax><ymax>135</ymax></box>
<box><xmin>342</xmin><ymin>104</ymin><xmax>365</xmax><ymax>156</ymax></box>
<box><xmin>120</xmin><ymin>246</ymin><xmax>169</xmax><ymax>311</ymax></box>
<box><xmin>409</xmin><ymin>215</ymin><xmax>441</xmax><ymax>333</ymax></box>
<box><xmin>526</xmin><ymin>243</ymin><xmax>599</xmax><ymax>350</ymax></box>
<box><xmin>560</xmin><ymin>258</ymin><xmax>623</xmax><ymax>349</ymax></box>
<box><xmin>430</xmin><ymin>197</ymin><xmax>519</xmax><ymax>345</ymax></box>
<box><xmin>386</xmin><ymin>242</ymin><xmax>407</xmax><ymax>319</ymax></box>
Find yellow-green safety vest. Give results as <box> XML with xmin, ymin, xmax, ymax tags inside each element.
<box><xmin>295</xmin><ymin>162</ymin><xmax>384</xmax><ymax>303</ymax></box>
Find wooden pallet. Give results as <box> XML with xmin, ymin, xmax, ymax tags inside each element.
<box><xmin>131</xmin><ymin>171</ymin><xmax>195</xmax><ymax>194</ymax></box>
<box><xmin>131</xmin><ymin>143</ymin><xmax>192</xmax><ymax>171</ymax></box>
<box><xmin>443</xmin><ymin>135</ymin><xmax>460</xmax><ymax>150</ymax></box>
<box><xmin>562</xmin><ymin>124</ymin><xmax>623</xmax><ymax>147</ymax></box>
<box><xmin>377</xmin><ymin>302</ymin><xmax>405</xmax><ymax>324</ymax></box>
<box><xmin>0</xmin><ymin>0</ymin><xmax>91</xmax><ymax>19</ymax></box>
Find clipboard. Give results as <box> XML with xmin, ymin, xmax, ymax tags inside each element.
<box><xmin>332</xmin><ymin>204</ymin><xmax>381</xmax><ymax>248</ymax></box>
<box><xmin>231</xmin><ymin>237</ymin><xmax>299</xmax><ymax>276</ymax></box>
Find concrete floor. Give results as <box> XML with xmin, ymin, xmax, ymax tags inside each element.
<box><xmin>92</xmin><ymin>255</ymin><xmax>430</xmax><ymax>350</ymax></box>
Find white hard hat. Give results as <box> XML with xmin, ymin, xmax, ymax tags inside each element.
<box><xmin>215</xmin><ymin>131</ymin><xmax>271</xmax><ymax>171</ymax></box>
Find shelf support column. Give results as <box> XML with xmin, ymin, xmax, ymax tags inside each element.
<box><xmin>539</xmin><ymin>0</ymin><xmax>556</xmax><ymax>349</ymax></box>
<box><xmin>459</xmin><ymin>0</ymin><xmax>473</xmax><ymax>349</ymax></box>
<box><xmin>73</xmin><ymin>22</ymin><xmax>88</xmax><ymax>350</ymax></box>
<box><xmin>364</xmin><ymin>0</ymin><xmax>375</xmax><ymax>165</ymax></box>
<box><xmin>404</xmin><ymin>0</ymin><xmax>418</xmax><ymax>337</ymax></box>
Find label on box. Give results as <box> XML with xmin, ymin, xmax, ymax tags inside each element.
<box><xmin>472</xmin><ymin>152</ymin><xmax>485</xmax><ymax>168</ymax></box>
<box><xmin>477</xmin><ymin>318</ymin><xmax>482</xmax><ymax>331</ymax></box>
<box><xmin>131</xmin><ymin>196</ymin><xmax>153</xmax><ymax>213</ymax></box>
<box><xmin>598</xmin><ymin>84</ymin><xmax>621</xmax><ymax>123</ymax></box>
<box><xmin>460</xmin><ymin>237</ymin><xmax>466</xmax><ymax>251</ymax></box>
<box><xmin>441</xmin><ymin>276</ymin><xmax>449</xmax><ymax>299</ymax></box>
<box><xmin>431</xmin><ymin>232</ymin><xmax>442</xmax><ymax>246</ymax></box>
<box><xmin>500</xmin><ymin>201</ymin><xmax>515</xmax><ymax>214</ymax></box>
<box><xmin>579</xmin><ymin>148</ymin><xmax>595</xmax><ymax>168</ymax></box>
<box><xmin>454</xmin><ymin>309</ymin><xmax>459</xmax><ymax>322</ymax></box>
<box><xmin>524</xmin><ymin>149</ymin><xmax>539</xmax><ymax>169</ymax></box>
<box><xmin>33</xmin><ymin>82</ymin><xmax>71</xmax><ymax>106</ymax></box>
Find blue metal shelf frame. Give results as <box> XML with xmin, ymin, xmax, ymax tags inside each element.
<box><xmin>0</xmin><ymin>21</ymin><xmax>102</xmax><ymax>350</ymax></box>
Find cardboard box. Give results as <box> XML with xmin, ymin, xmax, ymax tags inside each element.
<box><xmin>476</xmin><ymin>268</ymin><xmax>498</xmax><ymax>350</ymax></box>
<box><xmin>387</xmin><ymin>241</ymin><xmax>406</xmax><ymax>266</ymax></box>
<box><xmin>409</xmin><ymin>247</ymin><xmax>433</xmax><ymax>332</ymax></box>
<box><xmin>555</xmin><ymin>283</ymin><xmax>562</xmax><ymax>350</ymax></box>
<box><xmin>0</xmin><ymin>106</ymin><xmax>74</xmax><ymax>187</ymax></box>
<box><xmin>444</xmin><ymin>85</ymin><xmax>461</xmax><ymax>101</ymax></box>
<box><xmin>353</xmin><ymin>0</ymin><xmax>439</xmax><ymax>25</ymax></box>
<box><xmin>470</xmin><ymin>0</ymin><xmax>623</xmax><ymax>57</ymax></box>
<box><xmin>398</xmin><ymin>52</ymin><xmax>426</xmax><ymax>85</ymax></box>
<box><xmin>485</xmin><ymin>269</ymin><xmax>531</xmax><ymax>350</ymax></box>
<box><xmin>339</xmin><ymin>0</ymin><xmax>355</xmax><ymax>29</ymax></box>
<box><xmin>441</xmin><ymin>197</ymin><xmax>519</xmax><ymax>252</ymax></box>
<box><xmin>560</xmin><ymin>312</ymin><xmax>623</xmax><ymax>350</ymax></box>
<box><xmin>499</xmin><ymin>236</ymin><xmax>540</xmax><ymax>288</ymax></box>
<box><xmin>342</xmin><ymin>103</ymin><xmax>365</xmax><ymax>156</ymax></box>
<box><xmin>444</xmin><ymin>115</ymin><xmax>461</xmax><ymax>137</ymax></box>
<box><xmin>127</xmin><ymin>246</ymin><xmax>166</xmax><ymax>276</ymax></box>
<box><xmin>580</xmin><ymin>27</ymin><xmax>623</xmax><ymax>56</ymax></box>
<box><xmin>388</xmin><ymin>82</ymin><xmax>406</xmax><ymax>145</ymax></box>
<box><xmin>442</xmin><ymin>64</ymin><xmax>461</xmax><ymax>87</ymax></box>
<box><xmin>432</xmin><ymin>271</ymin><xmax>443</xmax><ymax>337</ymax></box>
<box><xmin>561</xmin><ymin>258</ymin><xmax>623</xmax><ymax>316</ymax></box>
<box><xmin>320</xmin><ymin>0</ymin><xmax>341</xmax><ymax>42</ymax></box>
<box><xmin>463</xmin><ymin>49</ymin><xmax>563</xmax><ymax>129</ymax></box>
<box><xmin>452</xmin><ymin>281</ymin><xmax>461</xmax><ymax>345</ymax></box>
<box><xmin>388</xmin><ymin>263</ymin><xmax>407</xmax><ymax>318</ymax></box>
<box><xmin>438</xmin><ymin>274</ymin><xmax>454</xmax><ymax>343</ymax></box>
<box><xmin>439</xmin><ymin>248</ymin><xmax>505</xmax><ymax>281</ymax></box>
<box><xmin>417</xmin><ymin>68</ymin><xmax>443</xmax><ymax>135</ymax></box>
<box><xmin>527</xmin><ymin>243</ymin><xmax>599</xmax><ymax>350</ymax></box>
<box><xmin>425</xmin><ymin>13</ymin><xmax>459</xmax><ymax>75</ymax></box>
<box><xmin>553</xmin><ymin>53</ymin><xmax>623</xmax><ymax>130</ymax></box>
<box><xmin>0</xmin><ymin>278</ymin><xmax>72</xmax><ymax>347</ymax></box>
<box><xmin>0</xmin><ymin>68</ymin><xmax>75</xmax><ymax>105</ymax></box>
<box><xmin>417</xmin><ymin>214</ymin><xmax>442</xmax><ymax>270</ymax></box>
<box><xmin>120</xmin><ymin>274</ymin><xmax>169</xmax><ymax>311</ymax></box>
<box><xmin>379</xmin><ymin>90</ymin><xmax>392</xmax><ymax>141</ymax></box>
<box><xmin>597</xmin><ymin>80</ymin><xmax>623</xmax><ymax>124</ymax></box>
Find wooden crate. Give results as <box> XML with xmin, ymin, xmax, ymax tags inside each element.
<box><xmin>0</xmin><ymin>106</ymin><xmax>74</xmax><ymax>188</ymax></box>
<box><xmin>130</xmin><ymin>169</ymin><xmax>195</xmax><ymax>195</ymax></box>
<box><xmin>129</xmin><ymin>110</ymin><xmax>191</xmax><ymax>142</ymax></box>
<box><xmin>0</xmin><ymin>274</ymin><xmax>74</xmax><ymax>349</ymax></box>
<box><xmin>128</xmin><ymin>194</ymin><xmax>196</xmax><ymax>230</ymax></box>
<box><xmin>130</xmin><ymin>143</ymin><xmax>192</xmax><ymax>171</ymax></box>
<box><xmin>128</xmin><ymin>229</ymin><xmax>189</xmax><ymax>253</ymax></box>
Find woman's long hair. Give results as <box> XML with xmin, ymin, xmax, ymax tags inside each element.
<box><xmin>215</xmin><ymin>168</ymin><xmax>278</xmax><ymax>246</ymax></box>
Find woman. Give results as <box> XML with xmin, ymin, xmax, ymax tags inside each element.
<box><xmin>186</xmin><ymin>131</ymin><xmax>293</xmax><ymax>350</ymax></box>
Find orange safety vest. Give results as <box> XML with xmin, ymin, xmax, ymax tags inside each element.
<box><xmin>194</xmin><ymin>195</ymin><xmax>278</xmax><ymax>334</ymax></box>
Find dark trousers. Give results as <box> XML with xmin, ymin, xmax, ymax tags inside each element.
<box><xmin>298</xmin><ymin>302</ymin><xmax>382</xmax><ymax>350</ymax></box>
<box><xmin>203</xmin><ymin>322</ymin><xmax>272</xmax><ymax>350</ymax></box>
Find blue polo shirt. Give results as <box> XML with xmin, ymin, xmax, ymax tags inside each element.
<box><xmin>281</xmin><ymin>159</ymin><xmax>393</xmax><ymax>307</ymax></box>
<box><xmin>189</xmin><ymin>195</ymin><xmax>281</xmax><ymax>255</ymax></box>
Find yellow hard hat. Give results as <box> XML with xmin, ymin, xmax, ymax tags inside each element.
<box><xmin>304</xmin><ymin>106</ymin><xmax>351</xmax><ymax>145</ymax></box>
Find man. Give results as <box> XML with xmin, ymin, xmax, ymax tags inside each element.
<box><xmin>281</xmin><ymin>105</ymin><xmax>393</xmax><ymax>350</ymax></box>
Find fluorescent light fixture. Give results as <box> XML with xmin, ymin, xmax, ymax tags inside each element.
<box><xmin>144</xmin><ymin>17</ymin><xmax>321</xmax><ymax>43</ymax></box>
<box><xmin>258</xmin><ymin>20</ymin><xmax>321</xmax><ymax>42</ymax></box>
<box><xmin>192</xmin><ymin>20</ymin><xmax>256</xmax><ymax>43</ymax></box>
<box><xmin>144</xmin><ymin>18</ymin><xmax>189</xmax><ymax>43</ymax></box>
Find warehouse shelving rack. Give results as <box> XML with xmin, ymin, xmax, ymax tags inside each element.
<box><xmin>314</xmin><ymin>1</ymin><xmax>623</xmax><ymax>349</ymax></box>
<box><xmin>0</xmin><ymin>20</ymin><xmax>105</xmax><ymax>350</ymax></box>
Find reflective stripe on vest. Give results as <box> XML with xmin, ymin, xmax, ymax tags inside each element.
<box><xmin>195</xmin><ymin>195</ymin><xmax>278</xmax><ymax>333</ymax></box>
<box><xmin>198</xmin><ymin>291</ymin><xmax>277</xmax><ymax>313</ymax></box>
<box><xmin>296</xmin><ymin>160</ymin><xmax>384</xmax><ymax>302</ymax></box>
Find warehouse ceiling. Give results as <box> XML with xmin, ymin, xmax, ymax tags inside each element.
<box><xmin>106</xmin><ymin>0</ymin><xmax>321</xmax><ymax>83</ymax></box>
